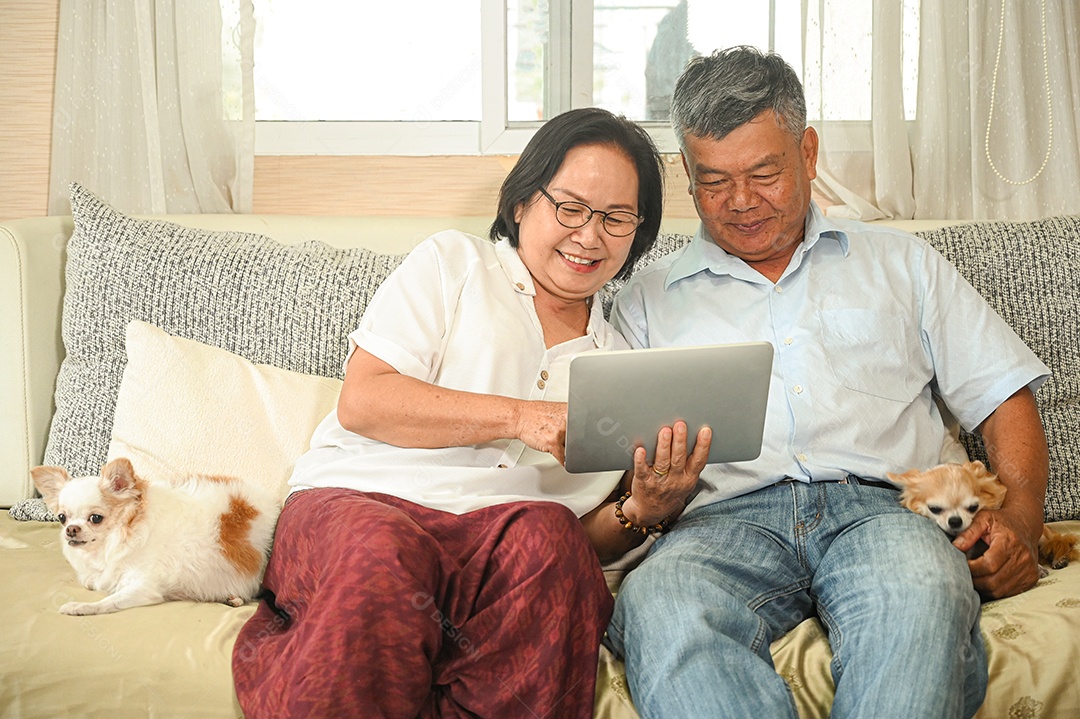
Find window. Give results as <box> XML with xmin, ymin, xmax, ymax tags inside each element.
<box><xmin>254</xmin><ymin>1</ymin><xmax>482</xmax><ymax>121</ymax></box>
<box><xmin>252</xmin><ymin>0</ymin><xmax>919</xmax><ymax>156</ymax></box>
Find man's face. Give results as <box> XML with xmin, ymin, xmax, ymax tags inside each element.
<box><xmin>681</xmin><ymin>110</ymin><xmax>818</xmax><ymax>278</ymax></box>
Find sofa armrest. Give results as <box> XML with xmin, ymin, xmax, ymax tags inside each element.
<box><xmin>0</xmin><ymin>216</ymin><xmax>72</xmax><ymax>506</ymax></box>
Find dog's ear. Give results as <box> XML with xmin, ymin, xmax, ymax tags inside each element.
<box><xmin>886</xmin><ymin>468</ymin><xmax>924</xmax><ymax>487</ymax></box>
<box><xmin>966</xmin><ymin>461</ymin><xmax>1007</xmax><ymax>510</ymax></box>
<box><xmin>980</xmin><ymin>479</ymin><xmax>1007</xmax><ymax>511</ymax></box>
<box><xmin>888</xmin><ymin>469</ymin><xmax>926</xmax><ymax>512</ymax></box>
<box><xmin>964</xmin><ymin>460</ymin><xmax>994</xmax><ymax>479</ymax></box>
<box><xmin>101</xmin><ymin>458</ymin><xmax>143</xmax><ymax>499</ymax></box>
<box><xmin>30</xmin><ymin>466</ymin><xmax>72</xmax><ymax>514</ymax></box>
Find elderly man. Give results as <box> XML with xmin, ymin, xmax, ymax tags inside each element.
<box><xmin>605</xmin><ymin>46</ymin><xmax>1050</xmax><ymax>718</ymax></box>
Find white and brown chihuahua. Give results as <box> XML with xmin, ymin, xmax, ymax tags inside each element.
<box><xmin>31</xmin><ymin>457</ymin><xmax>279</xmax><ymax>615</ymax></box>
<box><xmin>889</xmin><ymin>460</ymin><xmax>1079</xmax><ymax>569</ymax></box>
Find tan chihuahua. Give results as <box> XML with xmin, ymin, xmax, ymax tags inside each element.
<box><xmin>889</xmin><ymin>460</ymin><xmax>1078</xmax><ymax>569</ymax></box>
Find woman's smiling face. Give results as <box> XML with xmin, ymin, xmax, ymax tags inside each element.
<box><xmin>514</xmin><ymin>143</ymin><xmax>640</xmax><ymax>306</ymax></box>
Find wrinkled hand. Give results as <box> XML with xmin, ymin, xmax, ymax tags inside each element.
<box><xmin>622</xmin><ymin>421</ymin><xmax>712</xmax><ymax>527</ymax></box>
<box><xmin>517</xmin><ymin>400</ymin><xmax>568</xmax><ymax>464</ymax></box>
<box><xmin>953</xmin><ymin>509</ymin><xmax>1041</xmax><ymax>599</ymax></box>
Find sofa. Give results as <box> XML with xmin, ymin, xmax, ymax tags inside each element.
<box><xmin>2</xmin><ymin>184</ymin><xmax>1079</xmax><ymax>718</ymax></box>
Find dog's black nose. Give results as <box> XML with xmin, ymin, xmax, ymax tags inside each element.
<box><xmin>66</xmin><ymin>525</ymin><xmax>80</xmax><ymax>537</ymax></box>
<box><xmin>948</xmin><ymin>516</ymin><xmax>963</xmax><ymax>530</ymax></box>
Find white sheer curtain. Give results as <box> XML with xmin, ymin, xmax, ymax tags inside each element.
<box><xmin>810</xmin><ymin>0</ymin><xmax>1080</xmax><ymax>221</ymax></box>
<box><xmin>48</xmin><ymin>0</ymin><xmax>255</xmax><ymax>215</ymax></box>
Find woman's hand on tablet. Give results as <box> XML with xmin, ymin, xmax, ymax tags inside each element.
<box><xmin>623</xmin><ymin>421</ymin><xmax>712</xmax><ymax>527</ymax></box>
<box><xmin>515</xmin><ymin>400</ymin><xmax>569</xmax><ymax>464</ymax></box>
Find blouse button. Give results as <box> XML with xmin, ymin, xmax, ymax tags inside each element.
<box><xmin>537</xmin><ymin>379</ymin><xmax>546</xmax><ymax>389</ymax></box>
<box><xmin>515</xmin><ymin>282</ymin><xmax>525</xmax><ymax>290</ymax></box>
<box><xmin>540</xmin><ymin>370</ymin><xmax>549</xmax><ymax>380</ymax></box>
<box><xmin>497</xmin><ymin>464</ymin><xmax>508</xmax><ymax>469</ymax></box>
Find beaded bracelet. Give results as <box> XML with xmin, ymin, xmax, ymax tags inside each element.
<box><xmin>613</xmin><ymin>491</ymin><xmax>670</xmax><ymax>536</ymax></box>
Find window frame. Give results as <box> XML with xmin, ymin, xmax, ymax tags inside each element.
<box><xmin>253</xmin><ymin>0</ymin><xmax>679</xmax><ymax>157</ymax></box>
<box><xmin>251</xmin><ymin>0</ymin><xmax>888</xmax><ymax>158</ymax></box>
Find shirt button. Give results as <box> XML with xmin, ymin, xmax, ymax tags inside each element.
<box><xmin>784</xmin><ymin>337</ymin><xmax>794</xmax><ymax>345</ymax></box>
<box><xmin>497</xmin><ymin>464</ymin><xmax>508</xmax><ymax>469</ymax></box>
<box><xmin>775</xmin><ymin>286</ymin><xmax>784</xmax><ymax>293</ymax></box>
<box><xmin>540</xmin><ymin>370</ymin><xmax>549</xmax><ymax>380</ymax></box>
<box><xmin>798</xmin><ymin>454</ymin><xmax>808</xmax><ymax>462</ymax></box>
<box><xmin>515</xmin><ymin>282</ymin><xmax>525</xmax><ymax>290</ymax></box>
<box><xmin>793</xmin><ymin>385</ymin><xmax>803</xmax><ymax>394</ymax></box>
<box><xmin>537</xmin><ymin>379</ymin><xmax>546</xmax><ymax>389</ymax></box>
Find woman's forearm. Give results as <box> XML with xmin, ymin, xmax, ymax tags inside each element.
<box><xmin>338</xmin><ymin>348</ymin><xmax>567</xmax><ymax>458</ymax></box>
<box><xmin>337</xmin><ymin>350</ymin><xmax>519</xmax><ymax>446</ymax></box>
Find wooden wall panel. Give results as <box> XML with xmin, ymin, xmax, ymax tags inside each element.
<box><xmin>253</xmin><ymin>153</ymin><xmax>700</xmax><ymax>219</ymax></box>
<box><xmin>0</xmin><ymin>1</ymin><xmax>59</xmax><ymax>221</ymax></box>
<box><xmin>253</xmin><ymin>155</ymin><xmax>514</xmax><ymax>216</ymax></box>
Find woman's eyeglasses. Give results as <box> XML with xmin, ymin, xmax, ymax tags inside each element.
<box><xmin>538</xmin><ymin>188</ymin><xmax>642</xmax><ymax>237</ymax></box>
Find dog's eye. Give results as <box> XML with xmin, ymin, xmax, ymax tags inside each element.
<box><xmin>966</xmin><ymin>504</ymin><xmax>979</xmax><ymax>514</ymax></box>
<box><xmin>89</xmin><ymin>514</ymin><xmax>104</xmax><ymax>524</ymax></box>
<box><xmin>57</xmin><ymin>513</ymin><xmax>67</xmax><ymax>525</ymax></box>
<box><xmin>928</xmin><ymin>506</ymin><xmax>943</xmax><ymax>515</ymax></box>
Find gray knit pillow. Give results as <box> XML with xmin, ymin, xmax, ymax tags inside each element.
<box><xmin>42</xmin><ymin>183</ymin><xmax>405</xmax><ymax>486</ymax></box>
<box><xmin>918</xmin><ymin>216</ymin><xmax>1080</xmax><ymax>522</ymax></box>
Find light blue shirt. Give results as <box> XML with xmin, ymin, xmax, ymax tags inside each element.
<box><xmin>612</xmin><ymin>203</ymin><xmax>1050</xmax><ymax>509</ymax></box>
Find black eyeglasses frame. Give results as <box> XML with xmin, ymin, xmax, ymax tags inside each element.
<box><xmin>537</xmin><ymin>187</ymin><xmax>642</xmax><ymax>237</ymax></box>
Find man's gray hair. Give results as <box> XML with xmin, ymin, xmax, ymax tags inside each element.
<box><xmin>670</xmin><ymin>46</ymin><xmax>807</xmax><ymax>150</ymax></box>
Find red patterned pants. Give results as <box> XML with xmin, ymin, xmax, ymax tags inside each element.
<box><xmin>232</xmin><ymin>488</ymin><xmax>613</xmax><ymax>718</ymax></box>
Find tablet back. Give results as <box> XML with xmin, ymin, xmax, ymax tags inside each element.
<box><xmin>564</xmin><ymin>342</ymin><xmax>773</xmax><ymax>473</ymax></box>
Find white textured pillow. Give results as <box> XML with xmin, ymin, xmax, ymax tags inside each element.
<box><xmin>108</xmin><ymin>320</ymin><xmax>341</xmax><ymax>502</ymax></box>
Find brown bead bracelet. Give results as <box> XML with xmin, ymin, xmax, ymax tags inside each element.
<box><xmin>613</xmin><ymin>491</ymin><xmax>670</xmax><ymax>535</ymax></box>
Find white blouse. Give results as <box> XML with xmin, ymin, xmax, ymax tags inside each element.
<box><xmin>289</xmin><ymin>230</ymin><xmax>627</xmax><ymax>516</ymax></box>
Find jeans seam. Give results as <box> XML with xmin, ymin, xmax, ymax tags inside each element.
<box><xmin>748</xmin><ymin>579</ymin><xmax>811</xmax><ymax>612</ymax></box>
<box><xmin>814</xmin><ymin>593</ymin><xmax>845</xmax><ymax>681</ymax></box>
<box><xmin>747</xmin><ymin>580</ymin><xmax>811</xmax><ymax>654</ymax></box>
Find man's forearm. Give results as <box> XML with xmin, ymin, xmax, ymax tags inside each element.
<box><xmin>978</xmin><ymin>387</ymin><xmax>1049</xmax><ymax>542</ymax></box>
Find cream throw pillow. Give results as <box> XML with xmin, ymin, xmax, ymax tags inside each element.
<box><xmin>108</xmin><ymin>320</ymin><xmax>342</xmax><ymax>503</ymax></box>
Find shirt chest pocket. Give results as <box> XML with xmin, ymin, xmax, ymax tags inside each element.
<box><xmin>817</xmin><ymin>308</ymin><xmax>928</xmax><ymax>403</ymax></box>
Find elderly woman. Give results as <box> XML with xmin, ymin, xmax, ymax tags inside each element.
<box><xmin>232</xmin><ymin>107</ymin><xmax>711</xmax><ymax>719</ymax></box>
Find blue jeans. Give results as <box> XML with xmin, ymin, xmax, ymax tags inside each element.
<box><xmin>606</xmin><ymin>480</ymin><xmax>987</xmax><ymax>719</ymax></box>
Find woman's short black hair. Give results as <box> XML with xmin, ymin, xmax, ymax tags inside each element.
<box><xmin>490</xmin><ymin>107</ymin><xmax>664</xmax><ymax>282</ymax></box>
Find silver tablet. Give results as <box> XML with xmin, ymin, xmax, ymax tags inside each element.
<box><xmin>564</xmin><ymin>342</ymin><xmax>773</xmax><ymax>473</ymax></box>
